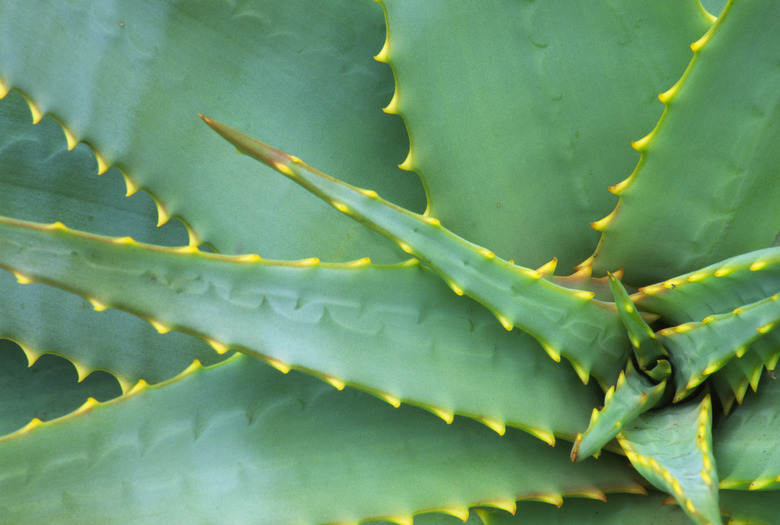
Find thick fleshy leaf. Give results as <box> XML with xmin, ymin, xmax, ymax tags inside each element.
<box><xmin>480</xmin><ymin>491</ymin><xmax>780</xmax><ymax>524</ymax></box>
<box><xmin>618</xmin><ymin>396</ymin><xmax>721</xmax><ymax>525</ymax></box>
<box><xmin>714</xmin><ymin>372</ymin><xmax>780</xmax><ymax>490</ymax></box>
<box><xmin>590</xmin><ymin>0</ymin><xmax>780</xmax><ymax>284</ymax></box>
<box><xmin>710</xmin><ymin>327</ymin><xmax>779</xmax><ymax>411</ymax></box>
<box><xmin>571</xmin><ymin>361</ymin><xmax>666</xmax><ymax>462</ymax></box>
<box><xmin>0</xmin><ymin>340</ymin><xmax>121</xmax><ymax>436</ymax></box>
<box><xmin>0</xmin><ymin>217</ymin><xmax>604</xmax><ymax>441</ymax></box>
<box><xmin>608</xmin><ymin>273</ymin><xmax>666</xmax><ymax>371</ymax></box>
<box><xmin>0</xmin><ymin>353</ymin><xmax>644</xmax><ymax>523</ymax></box>
<box><xmin>376</xmin><ymin>0</ymin><xmax>712</xmax><ymax>270</ymax></box>
<box><xmin>657</xmin><ymin>294</ymin><xmax>780</xmax><ymax>401</ymax></box>
<box><xmin>366</xmin><ymin>510</ymin><xmax>485</xmax><ymax>525</ymax></box>
<box><xmin>204</xmin><ymin>116</ymin><xmax>629</xmax><ymax>386</ymax></box>
<box><xmin>0</xmin><ymin>0</ymin><xmax>426</xmax><ymax>261</ymax></box>
<box><xmin>0</xmin><ymin>92</ymin><xmax>225</xmax><ymax>388</ymax></box>
<box><xmin>479</xmin><ymin>493</ymin><xmax>694</xmax><ymax>525</ymax></box>
<box><xmin>361</xmin><ymin>510</ymin><xmax>485</xmax><ymax>525</ymax></box>
<box><xmin>634</xmin><ymin>247</ymin><xmax>780</xmax><ymax>324</ymax></box>
<box><xmin>711</xmin><ymin>351</ymin><xmax>765</xmax><ymax>412</ymax></box>
<box><xmin>0</xmin><ymin>91</ymin><xmax>188</xmax><ymax>245</ymax></box>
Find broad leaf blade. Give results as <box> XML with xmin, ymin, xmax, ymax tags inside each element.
<box><xmin>591</xmin><ymin>0</ymin><xmax>780</xmax><ymax>284</ymax></box>
<box><xmin>658</xmin><ymin>294</ymin><xmax>780</xmax><ymax>401</ymax></box>
<box><xmin>0</xmin><ymin>217</ymin><xmax>603</xmax><ymax>441</ymax></box>
<box><xmin>377</xmin><ymin>0</ymin><xmax>712</xmax><ymax>270</ymax></box>
<box><xmin>0</xmin><ymin>354</ymin><xmax>644</xmax><ymax>523</ymax></box>
<box><xmin>0</xmin><ymin>0</ymin><xmax>425</xmax><ymax>261</ymax></box>
<box><xmin>0</xmin><ymin>92</ymin><xmax>223</xmax><ymax>388</ymax></box>
<box><xmin>714</xmin><ymin>372</ymin><xmax>780</xmax><ymax>490</ymax></box>
<box><xmin>203</xmin><ymin>117</ymin><xmax>629</xmax><ymax>386</ymax></box>
<box><xmin>618</xmin><ymin>396</ymin><xmax>721</xmax><ymax>525</ymax></box>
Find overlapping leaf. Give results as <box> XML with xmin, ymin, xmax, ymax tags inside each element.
<box><xmin>202</xmin><ymin>117</ymin><xmax>630</xmax><ymax>386</ymax></box>
<box><xmin>618</xmin><ymin>396</ymin><xmax>721</xmax><ymax>525</ymax></box>
<box><xmin>0</xmin><ymin>354</ymin><xmax>644</xmax><ymax>524</ymax></box>
<box><xmin>589</xmin><ymin>0</ymin><xmax>780</xmax><ymax>284</ymax></box>
<box><xmin>0</xmin><ymin>340</ymin><xmax>121</xmax><ymax>436</ymax></box>
<box><xmin>0</xmin><ymin>0</ymin><xmax>425</xmax><ymax>261</ymax></box>
<box><xmin>1</xmin><ymin>1</ymin><xmax>779</xmax><ymax>523</ymax></box>
<box><xmin>0</xmin><ymin>217</ymin><xmax>604</xmax><ymax>442</ymax></box>
<box><xmin>714</xmin><ymin>373</ymin><xmax>780</xmax><ymax>490</ymax></box>
<box><xmin>377</xmin><ymin>0</ymin><xmax>712</xmax><ymax>271</ymax></box>
<box><xmin>0</xmin><ymin>91</ymin><xmax>223</xmax><ymax>389</ymax></box>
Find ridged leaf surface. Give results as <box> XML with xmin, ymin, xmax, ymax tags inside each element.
<box><xmin>0</xmin><ymin>92</ymin><xmax>223</xmax><ymax>388</ymax></box>
<box><xmin>590</xmin><ymin>0</ymin><xmax>780</xmax><ymax>284</ymax></box>
<box><xmin>618</xmin><ymin>396</ymin><xmax>721</xmax><ymax>525</ymax></box>
<box><xmin>377</xmin><ymin>0</ymin><xmax>712</xmax><ymax>271</ymax></box>
<box><xmin>714</xmin><ymin>373</ymin><xmax>780</xmax><ymax>490</ymax></box>
<box><xmin>204</xmin><ymin>117</ymin><xmax>630</xmax><ymax>386</ymax></box>
<box><xmin>0</xmin><ymin>354</ymin><xmax>643</xmax><ymax>524</ymax></box>
<box><xmin>0</xmin><ymin>217</ymin><xmax>603</xmax><ymax>441</ymax></box>
<box><xmin>0</xmin><ymin>0</ymin><xmax>426</xmax><ymax>261</ymax></box>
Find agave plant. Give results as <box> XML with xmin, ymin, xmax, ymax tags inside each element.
<box><xmin>0</xmin><ymin>0</ymin><xmax>778</xmax><ymax>523</ymax></box>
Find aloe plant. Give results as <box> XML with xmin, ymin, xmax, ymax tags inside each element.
<box><xmin>0</xmin><ymin>0</ymin><xmax>778</xmax><ymax>523</ymax></box>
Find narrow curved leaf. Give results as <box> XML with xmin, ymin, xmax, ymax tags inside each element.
<box><xmin>634</xmin><ymin>247</ymin><xmax>780</xmax><ymax>324</ymax></box>
<box><xmin>572</xmin><ymin>361</ymin><xmax>666</xmax><ymax>462</ymax></box>
<box><xmin>608</xmin><ymin>273</ymin><xmax>666</xmax><ymax>371</ymax></box>
<box><xmin>658</xmin><ymin>294</ymin><xmax>780</xmax><ymax>401</ymax></box>
<box><xmin>203</xmin><ymin>116</ymin><xmax>629</xmax><ymax>386</ymax></box>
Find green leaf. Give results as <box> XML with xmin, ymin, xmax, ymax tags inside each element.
<box><xmin>480</xmin><ymin>491</ymin><xmax>780</xmax><ymax>525</ymax></box>
<box><xmin>590</xmin><ymin>0</ymin><xmax>780</xmax><ymax>284</ymax></box>
<box><xmin>377</xmin><ymin>0</ymin><xmax>712</xmax><ymax>270</ymax></box>
<box><xmin>203</xmin><ymin>116</ymin><xmax>629</xmax><ymax>386</ymax></box>
<box><xmin>0</xmin><ymin>0</ymin><xmax>426</xmax><ymax>261</ymax></box>
<box><xmin>0</xmin><ymin>217</ymin><xmax>603</xmax><ymax>442</ymax></box>
<box><xmin>0</xmin><ymin>353</ymin><xmax>644</xmax><ymax>523</ymax></box>
<box><xmin>710</xmin><ymin>327</ymin><xmax>779</xmax><ymax>410</ymax></box>
<box><xmin>719</xmin><ymin>490</ymin><xmax>780</xmax><ymax>524</ymax></box>
<box><xmin>571</xmin><ymin>361</ymin><xmax>666</xmax><ymax>462</ymax></box>
<box><xmin>657</xmin><ymin>294</ymin><xmax>780</xmax><ymax>401</ymax></box>
<box><xmin>0</xmin><ymin>92</ymin><xmax>225</xmax><ymax>389</ymax></box>
<box><xmin>0</xmin><ymin>340</ymin><xmax>121</xmax><ymax>436</ymax></box>
<box><xmin>608</xmin><ymin>273</ymin><xmax>666</xmax><ymax>371</ymax></box>
<box><xmin>618</xmin><ymin>396</ymin><xmax>721</xmax><ymax>525</ymax></box>
<box><xmin>715</xmin><ymin>372</ymin><xmax>780</xmax><ymax>490</ymax></box>
<box><xmin>710</xmin><ymin>350</ymin><xmax>765</xmax><ymax>411</ymax></box>
<box><xmin>479</xmin><ymin>493</ymin><xmax>693</xmax><ymax>524</ymax></box>
<box><xmin>479</xmin><ymin>491</ymin><xmax>780</xmax><ymax>525</ymax></box>
<box><xmin>634</xmin><ymin>247</ymin><xmax>780</xmax><ymax>324</ymax></box>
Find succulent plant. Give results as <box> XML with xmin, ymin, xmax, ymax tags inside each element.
<box><xmin>0</xmin><ymin>0</ymin><xmax>778</xmax><ymax>523</ymax></box>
